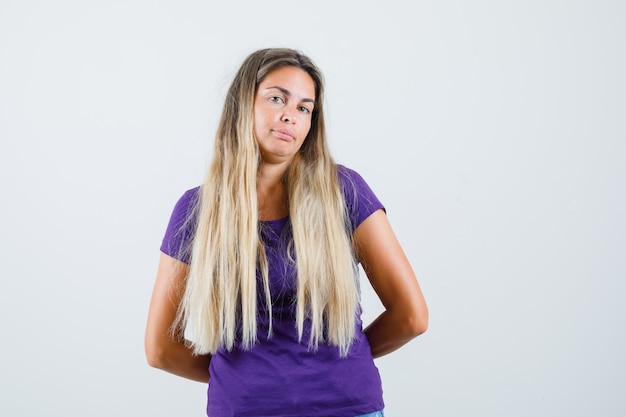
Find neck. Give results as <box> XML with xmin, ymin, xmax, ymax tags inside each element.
<box><xmin>257</xmin><ymin>160</ymin><xmax>290</xmax><ymax>221</ymax></box>
<box><xmin>257</xmin><ymin>160</ymin><xmax>290</xmax><ymax>185</ymax></box>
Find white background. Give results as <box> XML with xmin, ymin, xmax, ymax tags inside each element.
<box><xmin>1</xmin><ymin>1</ymin><xmax>624</xmax><ymax>416</ymax></box>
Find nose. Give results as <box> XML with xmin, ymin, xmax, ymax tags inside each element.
<box><xmin>281</xmin><ymin>107</ymin><xmax>295</xmax><ymax>123</ymax></box>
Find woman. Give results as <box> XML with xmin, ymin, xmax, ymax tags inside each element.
<box><xmin>145</xmin><ymin>48</ymin><xmax>428</xmax><ymax>417</ymax></box>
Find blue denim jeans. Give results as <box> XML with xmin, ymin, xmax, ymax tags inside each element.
<box><xmin>355</xmin><ymin>411</ymin><xmax>384</xmax><ymax>417</ymax></box>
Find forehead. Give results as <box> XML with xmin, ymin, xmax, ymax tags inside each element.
<box><xmin>258</xmin><ymin>66</ymin><xmax>316</xmax><ymax>99</ymax></box>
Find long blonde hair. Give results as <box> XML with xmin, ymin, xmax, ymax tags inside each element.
<box><xmin>175</xmin><ymin>48</ymin><xmax>358</xmax><ymax>357</ymax></box>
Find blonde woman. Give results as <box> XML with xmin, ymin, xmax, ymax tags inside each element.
<box><xmin>145</xmin><ymin>48</ymin><xmax>428</xmax><ymax>417</ymax></box>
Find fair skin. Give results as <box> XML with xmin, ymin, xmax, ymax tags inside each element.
<box><xmin>145</xmin><ymin>65</ymin><xmax>427</xmax><ymax>382</ymax></box>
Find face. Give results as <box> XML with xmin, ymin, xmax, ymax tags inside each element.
<box><xmin>253</xmin><ymin>66</ymin><xmax>316</xmax><ymax>164</ymax></box>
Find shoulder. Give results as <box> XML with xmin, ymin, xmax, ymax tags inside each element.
<box><xmin>170</xmin><ymin>186</ymin><xmax>201</xmax><ymax>219</ymax></box>
<box><xmin>335</xmin><ymin>164</ymin><xmax>385</xmax><ymax>231</ymax></box>
<box><xmin>336</xmin><ymin>164</ymin><xmax>365</xmax><ymax>185</ymax></box>
<box><xmin>336</xmin><ymin>164</ymin><xmax>373</xmax><ymax>197</ymax></box>
<box><xmin>160</xmin><ymin>186</ymin><xmax>201</xmax><ymax>263</ymax></box>
<box><xmin>336</xmin><ymin>164</ymin><xmax>379</xmax><ymax>202</ymax></box>
<box><xmin>178</xmin><ymin>186</ymin><xmax>201</xmax><ymax>207</ymax></box>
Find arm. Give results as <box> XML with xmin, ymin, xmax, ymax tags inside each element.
<box><xmin>354</xmin><ymin>209</ymin><xmax>428</xmax><ymax>358</ymax></box>
<box><xmin>144</xmin><ymin>252</ymin><xmax>211</xmax><ymax>383</ymax></box>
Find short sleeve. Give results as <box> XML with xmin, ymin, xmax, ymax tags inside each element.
<box><xmin>160</xmin><ymin>186</ymin><xmax>200</xmax><ymax>264</ymax></box>
<box><xmin>337</xmin><ymin>165</ymin><xmax>385</xmax><ymax>233</ymax></box>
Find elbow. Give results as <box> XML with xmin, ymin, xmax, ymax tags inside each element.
<box><xmin>411</xmin><ymin>316</ymin><xmax>428</xmax><ymax>337</ymax></box>
<box><xmin>146</xmin><ymin>353</ymin><xmax>163</xmax><ymax>370</ymax></box>
<box><xmin>406</xmin><ymin>306</ymin><xmax>429</xmax><ymax>338</ymax></box>
<box><xmin>145</xmin><ymin>344</ymin><xmax>166</xmax><ymax>370</ymax></box>
<box><xmin>145</xmin><ymin>336</ymin><xmax>173</xmax><ymax>370</ymax></box>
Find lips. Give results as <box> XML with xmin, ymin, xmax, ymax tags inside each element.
<box><xmin>272</xmin><ymin>129</ymin><xmax>294</xmax><ymax>140</ymax></box>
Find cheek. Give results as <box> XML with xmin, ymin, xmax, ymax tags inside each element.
<box><xmin>253</xmin><ymin>109</ymin><xmax>265</xmax><ymax>134</ymax></box>
<box><xmin>297</xmin><ymin>125</ymin><xmax>312</xmax><ymax>149</ymax></box>
<box><xmin>302</xmin><ymin>120</ymin><xmax>313</xmax><ymax>137</ymax></box>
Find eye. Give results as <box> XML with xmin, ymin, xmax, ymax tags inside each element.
<box><xmin>298</xmin><ymin>106</ymin><xmax>312</xmax><ymax>114</ymax></box>
<box><xmin>269</xmin><ymin>96</ymin><xmax>284</xmax><ymax>104</ymax></box>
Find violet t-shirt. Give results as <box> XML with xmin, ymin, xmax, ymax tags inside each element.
<box><xmin>160</xmin><ymin>165</ymin><xmax>385</xmax><ymax>417</ymax></box>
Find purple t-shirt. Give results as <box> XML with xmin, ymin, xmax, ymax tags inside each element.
<box><xmin>161</xmin><ymin>165</ymin><xmax>385</xmax><ymax>417</ymax></box>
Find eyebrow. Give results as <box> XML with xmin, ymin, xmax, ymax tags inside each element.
<box><xmin>265</xmin><ymin>86</ymin><xmax>315</xmax><ymax>104</ymax></box>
